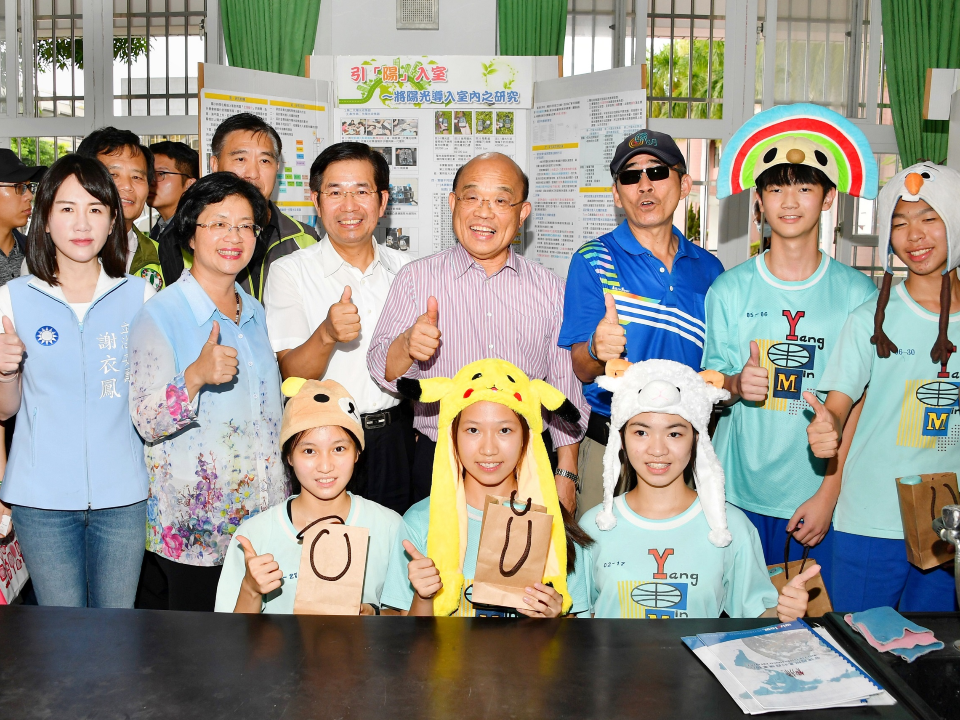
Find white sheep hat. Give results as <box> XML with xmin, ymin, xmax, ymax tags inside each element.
<box><xmin>594</xmin><ymin>359</ymin><xmax>732</xmax><ymax>547</ymax></box>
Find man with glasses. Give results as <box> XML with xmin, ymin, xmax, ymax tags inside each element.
<box><xmin>367</xmin><ymin>152</ymin><xmax>588</xmax><ymax>510</ymax></box>
<box><xmin>148</xmin><ymin>141</ymin><xmax>198</xmax><ymax>282</ymax></box>
<box><xmin>263</xmin><ymin>142</ymin><xmax>414</xmax><ymax>513</ymax></box>
<box><xmin>0</xmin><ymin>150</ymin><xmax>45</xmax><ymax>288</ymax></box>
<box><xmin>558</xmin><ymin>130</ymin><xmax>724</xmax><ymax>515</ymax></box>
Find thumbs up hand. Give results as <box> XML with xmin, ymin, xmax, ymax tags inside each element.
<box><xmin>736</xmin><ymin>340</ymin><xmax>769</xmax><ymax>402</ymax></box>
<box><xmin>237</xmin><ymin>535</ymin><xmax>283</xmax><ymax>597</ymax></box>
<box><xmin>320</xmin><ymin>285</ymin><xmax>361</xmax><ymax>345</ymax></box>
<box><xmin>0</xmin><ymin>316</ymin><xmax>25</xmax><ymax>380</ymax></box>
<box><xmin>184</xmin><ymin>321</ymin><xmax>239</xmax><ymax>398</ymax></box>
<box><xmin>775</xmin><ymin>563</ymin><xmax>821</xmax><ymax>622</ymax></box>
<box><xmin>804</xmin><ymin>391</ymin><xmax>840</xmax><ymax>458</ymax></box>
<box><xmin>403</xmin><ymin>296</ymin><xmax>442</xmax><ymax>362</ymax></box>
<box><xmin>590</xmin><ymin>293</ymin><xmax>627</xmax><ymax>363</ymax></box>
<box><xmin>403</xmin><ymin>539</ymin><xmax>442</xmax><ymax>599</ymax></box>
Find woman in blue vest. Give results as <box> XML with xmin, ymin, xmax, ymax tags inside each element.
<box><xmin>128</xmin><ymin>173</ymin><xmax>285</xmax><ymax>612</ymax></box>
<box><xmin>0</xmin><ymin>154</ymin><xmax>154</xmax><ymax>607</ymax></box>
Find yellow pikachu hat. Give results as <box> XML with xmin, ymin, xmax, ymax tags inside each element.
<box><xmin>397</xmin><ymin>359</ymin><xmax>581</xmax><ymax>616</ymax></box>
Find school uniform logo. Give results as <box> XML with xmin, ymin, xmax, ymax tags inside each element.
<box><xmin>758</xmin><ymin>310</ymin><xmax>822</xmax><ymax>410</ymax></box>
<box><xmin>616</xmin><ymin>548</ymin><xmax>696</xmax><ymax>619</ymax></box>
<box><xmin>35</xmin><ymin>326</ymin><xmax>58</xmax><ymax>346</ymax></box>
<box><xmin>898</xmin><ymin>377</ymin><xmax>960</xmax><ymax>448</ymax></box>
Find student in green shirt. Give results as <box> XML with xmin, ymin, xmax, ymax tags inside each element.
<box><xmin>215</xmin><ymin>378</ymin><xmax>402</xmax><ymax>614</ymax></box>
<box><xmin>808</xmin><ymin>162</ymin><xmax>960</xmax><ymax>612</ymax></box>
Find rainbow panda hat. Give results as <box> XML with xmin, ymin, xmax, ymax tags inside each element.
<box><xmin>717</xmin><ymin>103</ymin><xmax>879</xmax><ymax>200</ymax></box>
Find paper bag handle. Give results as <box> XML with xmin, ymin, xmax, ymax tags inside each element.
<box><xmin>508</xmin><ymin>490</ymin><xmax>532</xmax><ymax>516</ymax></box>
<box><xmin>308</xmin><ymin>529</ymin><xmax>352</xmax><ymax>582</ymax></box>
<box><xmin>500</xmin><ymin>516</ymin><xmax>533</xmax><ymax>577</ymax></box>
<box><xmin>295</xmin><ymin>514</ymin><xmax>345</xmax><ymax>542</ymax></box>
<box><xmin>931</xmin><ymin>484</ymin><xmax>959</xmax><ymax>520</ymax></box>
<box><xmin>782</xmin><ymin>530</ymin><xmax>811</xmax><ymax>579</ymax></box>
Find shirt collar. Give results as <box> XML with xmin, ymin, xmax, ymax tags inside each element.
<box><xmin>28</xmin><ymin>262</ymin><xmax>126</xmax><ymax>304</ymax></box>
<box><xmin>611</xmin><ymin>221</ymin><xmax>699</xmax><ymax>260</ymax></box>
<box><xmin>179</xmin><ymin>270</ymin><xmax>257</xmax><ymax>327</ymax></box>
<box><xmin>449</xmin><ymin>241</ymin><xmax>520</xmax><ymax>278</ymax></box>
<box><xmin>319</xmin><ymin>236</ymin><xmax>387</xmax><ymax>278</ymax></box>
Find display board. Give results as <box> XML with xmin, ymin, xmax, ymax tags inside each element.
<box><xmin>527</xmin><ymin>69</ymin><xmax>646</xmax><ymax>278</ymax></box>
<box><xmin>331</xmin><ymin>56</ymin><xmax>533</xmax><ymax>257</ymax></box>
<box><xmin>198</xmin><ymin>64</ymin><xmax>330</xmax><ymax>229</ymax></box>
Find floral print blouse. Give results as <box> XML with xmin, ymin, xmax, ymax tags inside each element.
<box><xmin>129</xmin><ymin>272</ymin><xmax>286</xmax><ymax>567</ymax></box>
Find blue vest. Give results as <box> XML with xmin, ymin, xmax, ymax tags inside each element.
<box><xmin>0</xmin><ymin>275</ymin><xmax>150</xmax><ymax>510</ymax></box>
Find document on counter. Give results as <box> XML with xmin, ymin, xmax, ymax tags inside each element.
<box><xmin>682</xmin><ymin>620</ymin><xmax>894</xmax><ymax>714</ymax></box>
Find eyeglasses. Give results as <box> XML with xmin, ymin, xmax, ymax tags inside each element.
<box><xmin>155</xmin><ymin>171</ymin><xmax>192</xmax><ymax>181</ymax></box>
<box><xmin>195</xmin><ymin>221</ymin><xmax>262</xmax><ymax>239</ymax></box>
<box><xmin>0</xmin><ymin>182</ymin><xmax>37</xmax><ymax>196</ymax></box>
<box><xmin>454</xmin><ymin>193</ymin><xmax>524</xmax><ymax>214</ymax></box>
<box><xmin>318</xmin><ymin>189</ymin><xmax>379</xmax><ymax>202</ymax></box>
<box><xmin>617</xmin><ymin>166</ymin><xmax>675</xmax><ymax>185</ymax></box>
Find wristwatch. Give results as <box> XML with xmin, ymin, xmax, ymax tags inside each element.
<box><xmin>555</xmin><ymin>469</ymin><xmax>581</xmax><ymax>493</ymax></box>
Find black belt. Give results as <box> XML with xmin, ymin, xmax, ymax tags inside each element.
<box><xmin>586</xmin><ymin>411</ymin><xmax>611</xmax><ymax>446</ymax></box>
<box><xmin>360</xmin><ymin>404</ymin><xmax>406</xmax><ymax>431</ymax></box>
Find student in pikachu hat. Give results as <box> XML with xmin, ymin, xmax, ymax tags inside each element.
<box><xmin>809</xmin><ymin>162</ymin><xmax>960</xmax><ymax>612</ymax></box>
<box><xmin>379</xmin><ymin>359</ymin><xmax>594</xmax><ymax>617</ymax></box>
<box><xmin>214</xmin><ymin>378</ymin><xmax>402</xmax><ymax>614</ymax></box>
<box><xmin>581</xmin><ymin>359</ymin><xmax>818</xmax><ymax>620</ymax></box>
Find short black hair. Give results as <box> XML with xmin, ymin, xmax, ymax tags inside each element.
<box><xmin>149</xmin><ymin>141</ymin><xmax>199</xmax><ymax>180</ymax></box>
<box><xmin>755</xmin><ymin>163</ymin><xmax>836</xmax><ymax>197</ymax></box>
<box><xmin>76</xmin><ymin>126</ymin><xmax>154</xmax><ymax>185</ymax></box>
<box><xmin>452</xmin><ymin>153</ymin><xmax>529</xmax><ymax>202</ymax></box>
<box><xmin>309</xmin><ymin>142</ymin><xmax>390</xmax><ymax>194</ymax></box>
<box><xmin>211</xmin><ymin>113</ymin><xmax>282</xmax><ymax>162</ymax></box>
<box><xmin>165</xmin><ymin>172</ymin><xmax>269</xmax><ymax>253</ymax></box>
<box><xmin>26</xmin><ymin>154</ymin><xmax>128</xmax><ymax>285</ymax></box>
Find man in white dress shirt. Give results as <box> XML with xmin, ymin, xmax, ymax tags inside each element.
<box><xmin>264</xmin><ymin>142</ymin><xmax>413</xmax><ymax>513</ymax></box>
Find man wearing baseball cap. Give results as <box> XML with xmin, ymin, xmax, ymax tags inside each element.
<box><xmin>0</xmin><ymin>149</ymin><xmax>45</xmax><ymax>288</ymax></box>
<box><xmin>558</xmin><ymin>130</ymin><xmax>724</xmax><ymax>515</ymax></box>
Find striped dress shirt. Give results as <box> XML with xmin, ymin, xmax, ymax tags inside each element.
<box><xmin>367</xmin><ymin>243</ymin><xmax>589</xmax><ymax>445</ymax></box>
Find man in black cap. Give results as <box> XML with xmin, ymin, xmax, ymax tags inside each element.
<box><xmin>0</xmin><ymin>150</ymin><xmax>46</xmax><ymax>288</ymax></box>
<box><xmin>558</xmin><ymin>130</ymin><xmax>725</xmax><ymax>514</ymax></box>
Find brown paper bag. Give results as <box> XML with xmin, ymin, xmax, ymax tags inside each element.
<box><xmin>896</xmin><ymin>472</ymin><xmax>959</xmax><ymax>570</ymax></box>
<box><xmin>767</xmin><ymin>539</ymin><xmax>832</xmax><ymax>616</ymax></box>
<box><xmin>293</xmin><ymin>515</ymin><xmax>369</xmax><ymax>615</ymax></box>
<box><xmin>471</xmin><ymin>493</ymin><xmax>554</xmax><ymax>608</ymax></box>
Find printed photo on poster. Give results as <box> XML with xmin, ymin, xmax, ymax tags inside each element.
<box><xmin>365</xmin><ymin>118</ymin><xmax>394</xmax><ymax>137</ymax></box>
<box><xmin>388</xmin><ymin>178</ymin><xmax>418</xmax><ymax>206</ymax></box>
<box><xmin>372</xmin><ymin>146</ymin><xmax>393</xmax><ymax>165</ymax></box>
<box><xmin>496</xmin><ymin>112</ymin><xmax>515</xmax><ymax>135</ymax></box>
<box><xmin>384</xmin><ymin>227</ymin><xmax>412</xmax><ymax>251</ymax></box>
<box><xmin>454</xmin><ymin>110</ymin><xmax>473</xmax><ymax>135</ymax></box>
<box><xmin>342</xmin><ymin>118</ymin><xmax>364</xmax><ymax>135</ymax></box>
<box><xmin>395</xmin><ymin>147</ymin><xmax>418</xmax><ymax>167</ymax></box>
<box><xmin>393</xmin><ymin>118</ymin><xmax>419</xmax><ymax>136</ymax></box>
<box><xmin>476</xmin><ymin>110</ymin><xmax>493</xmax><ymax>134</ymax></box>
<box><xmin>435</xmin><ymin>111</ymin><xmax>452</xmax><ymax>135</ymax></box>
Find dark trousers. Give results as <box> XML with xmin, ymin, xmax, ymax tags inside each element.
<box><xmin>350</xmin><ymin>404</ymin><xmax>416</xmax><ymax>515</ymax></box>
<box><xmin>135</xmin><ymin>550</ymin><xmax>223</xmax><ymax>612</ymax></box>
<box><xmin>411</xmin><ymin>429</ymin><xmax>558</xmax><ymax>505</ymax></box>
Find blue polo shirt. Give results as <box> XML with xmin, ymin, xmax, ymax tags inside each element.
<box><xmin>559</xmin><ymin>221</ymin><xmax>724</xmax><ymax>417</ymax></box>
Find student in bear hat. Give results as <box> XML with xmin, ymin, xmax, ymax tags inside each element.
<box><xmin>809</xmin><ymin>162</ymin><xmax>960</xmax><ymax>612</ymax></box>
<box><xmin>215</xmin><ymin>378</ymin><xmax>402</xmax><ymax>614</ymax></box>
<box><xmin>580</xmin><ymin>359</ymin><xmax>817</xmax><ymax>620</ymax></box>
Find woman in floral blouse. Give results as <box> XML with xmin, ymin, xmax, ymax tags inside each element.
<box><xmin>128</xmin><ymin>172</ymin><xmax>285</xmax><ymax>611</ymax></box>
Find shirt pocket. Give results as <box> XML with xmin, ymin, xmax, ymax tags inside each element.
<box><xmin>511</xmin><ymin>306</ymin><xmax>554</xmax><ymax>375</ymax></box>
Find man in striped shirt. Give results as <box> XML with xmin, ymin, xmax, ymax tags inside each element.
<box><xmin>558</xmin><ymin>130</ymin><xmax>724</xmax><ymax>516</ymax></box>
<box><xmin>367</xmin><ymin>152</ymin><xmax>588</xmax><ymax>511</ymax></box>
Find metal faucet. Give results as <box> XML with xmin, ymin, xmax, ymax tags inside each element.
<box><xmin>932</xmin><ymin>505</ymin><xmax>960</xmax><ymax>649</ymax></box>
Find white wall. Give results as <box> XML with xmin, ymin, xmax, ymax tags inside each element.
<box><xmin>314</xmin><ymin>0</ymin><xmax>497</xmax><ymax>56</ymax></box>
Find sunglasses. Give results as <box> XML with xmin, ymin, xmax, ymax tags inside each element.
<box><xmin>617</xmin><ymin>166</ymin><xmax>674</xmax><ymax>184</ymax></box>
